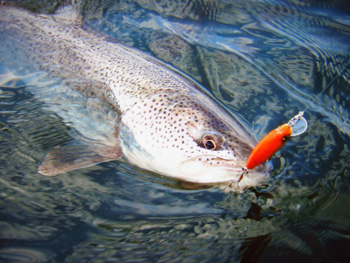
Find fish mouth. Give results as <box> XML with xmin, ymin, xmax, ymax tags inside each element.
<box><xmin>179</xmin><ymin>155</ymin><xmax>269</xmax><ymax>189</ymax></box>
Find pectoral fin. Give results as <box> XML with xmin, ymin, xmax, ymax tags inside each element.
<box><xmin>38</xmin><ymin>143</ymin><xmax>122</xmax><ymax>176</ymax></box>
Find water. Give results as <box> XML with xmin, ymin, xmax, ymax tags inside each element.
<box><xmin>1</xmin><ymin>0</ymin><xmax>350</xmax><ymax>262</ymax></box>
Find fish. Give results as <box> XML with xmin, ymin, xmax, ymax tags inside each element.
<box><xmin>0</xmin><ymin>5</ymin><xmax>268</xmax><ymax>192</ymax></box>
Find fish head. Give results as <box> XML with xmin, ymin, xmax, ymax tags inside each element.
<box><xmin>120</xmin><ymin>92</ymin><xmax>269</xmax><ymax>192</ymax></box>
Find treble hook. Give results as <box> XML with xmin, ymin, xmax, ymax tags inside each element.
<box><xmin>228</xmin><ymin>167</ymin><xmax>248</xmax><ymax>190</ymax></box>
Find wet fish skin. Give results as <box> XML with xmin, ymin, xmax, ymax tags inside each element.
<box><xmin>0</xmin><ymin>5</ymin><xmax>268</xmax><ymax>191</ymax></box>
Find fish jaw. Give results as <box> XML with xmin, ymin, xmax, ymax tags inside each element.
<box><xmin>178</xmin><ymin>156</ymin><xmax>268</xmax><ymax>185</ymax></box>
<box><xmin>176</xmin><ymin>156</ymin><xmax>269</xmax><ymax>193</ymax></box>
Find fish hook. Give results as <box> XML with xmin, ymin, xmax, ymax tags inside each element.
<box><xmin>274</xmin><ymin>152</ymin><xmax>284</xmax><ymax>159</ymax></box>
<box><xmin>228</xmin><ymin>167</ymin><xmax>248</xmax><ymax>191</ymax></box>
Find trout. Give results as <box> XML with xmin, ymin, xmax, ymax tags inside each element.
<box><xmin>0</xmin><ymin>5</ymin><xmax>268</xmax><ymax>191</ymax></box>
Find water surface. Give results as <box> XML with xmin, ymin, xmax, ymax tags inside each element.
<box><xmin>1</xmin><ymin>0</ymin><xmax>350</xmax><ymax>262</ymax></box>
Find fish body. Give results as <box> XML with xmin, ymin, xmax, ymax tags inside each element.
<box><xmin>0</xmin><ymin>5</ymin><xmax>268</xmax><ymax>191</ymax></box>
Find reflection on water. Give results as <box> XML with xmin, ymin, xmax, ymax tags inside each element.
<box><xmin>1</xmin><ymin>0</ymin><xmax>350</xmax><ymax>262</ymax></box>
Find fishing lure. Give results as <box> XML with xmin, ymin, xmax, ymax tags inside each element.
<box><xmin>246</xmin><ymin>112</ymin><xmax>307</xmax><ymax>170</ymax></box>
<box><xmin>244</xmin><ymin>60</ymin><xmax>350</xmax><ymax>171</ymax></box>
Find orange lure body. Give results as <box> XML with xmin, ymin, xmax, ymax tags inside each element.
<box><xmin>246</xmin><ymin>124</ymin><xmax>292</xmax><ymax>170</ymax></box>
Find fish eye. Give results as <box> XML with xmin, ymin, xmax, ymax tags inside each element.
<box><xmin>282</xmin><ymin>135</ymin><xmax>290</xmax><ymax>142</ymax></box>
<box><xmin>201</xmin><ymin>134</ymin><xmax>221</xmax><ymax>150</ymax></box>
<box><xmin>205</xmin><ymin>139</ymin><xmax>216</xmax><ymax>150</ymax></box>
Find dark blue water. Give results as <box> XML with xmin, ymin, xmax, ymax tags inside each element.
<box><xmin>1</xmin><ymin>0</ymin><xmax>350</xmax><ymax>262</ymax></box>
